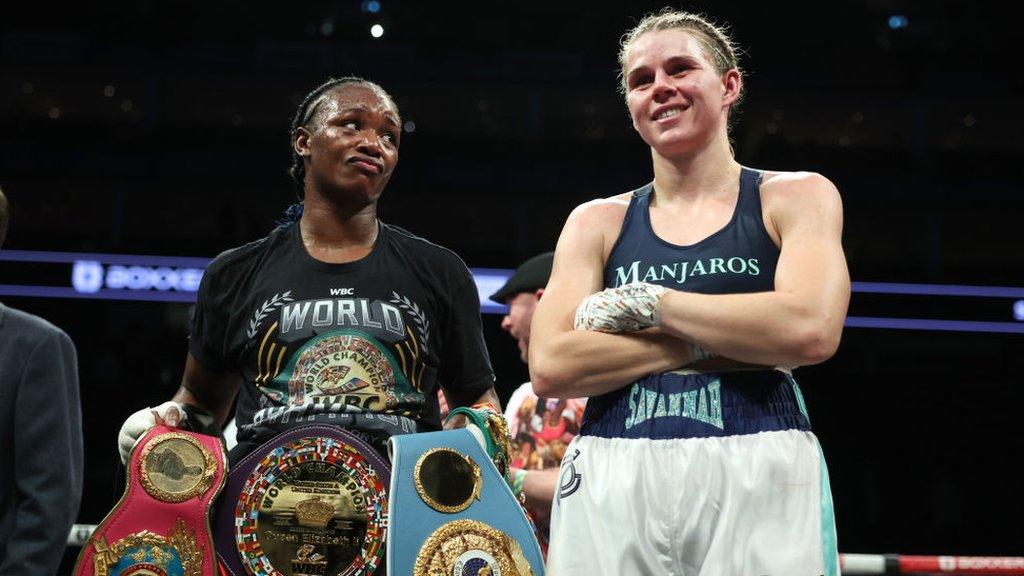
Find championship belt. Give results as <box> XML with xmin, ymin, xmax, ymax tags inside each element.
<box><xmin>73</xmin><ymin>425</ymin><xmax>227</xmax><ymax>576</ymax></box>
<box><xmin>213</xmin><ymin>425</ymin><xmax>390</xmax><ymax>576</ymax></box>
<box><xmin>387</xmin><ymin>429</ymin><xmax>545</xmax><ymax>576</ymax></box>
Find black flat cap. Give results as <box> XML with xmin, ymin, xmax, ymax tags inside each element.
<box><xmin>490</xmin><ymin>252</ymin><xmax>554</xmax><ymax>304</ymax></box>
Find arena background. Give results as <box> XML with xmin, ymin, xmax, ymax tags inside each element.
<box><xmin>2</xmin><ymin>0</ymin><xmax>1022</xmax><ymax>572</ymax></box>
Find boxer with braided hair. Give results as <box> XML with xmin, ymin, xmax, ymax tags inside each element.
<box><xmin>117</xmin><ymin>76</ymin><xmax>501</xmax><ymax>466</ymax></box>
<box><xmin>286</xmin><ymin>77</ymin><xmax>399</xmax><ymax>197</ymax></box>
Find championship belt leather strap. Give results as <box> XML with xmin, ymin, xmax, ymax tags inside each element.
<box><xmin>73</xmin><ymin>425</ymin><xmax>228</xmax><ymax>576</ymax></box>
<box><xmin>387</xmin><ymin>428</ymin><xmax>546</xmax><ymax>576</ymax></box>
<box><xmin>213</xmin><ymin>424</ymin><xmax>391</xmax><ymax>576</ymax></box>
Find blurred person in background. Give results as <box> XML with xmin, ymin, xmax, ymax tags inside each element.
<box><xmin>491</xmin><ymin>251</ymin><xmax>587</xmax><ymax>556</ymax></box>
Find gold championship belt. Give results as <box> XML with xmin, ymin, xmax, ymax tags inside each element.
<box><xmin>74</xmin><ymin>426</ymin><xmax>227</xmax><ymax>576</ymax></box>
<box><xmin>213</xmin><ymin>425</ymin><xmax>390</xmax><ymax>576</ymax></box>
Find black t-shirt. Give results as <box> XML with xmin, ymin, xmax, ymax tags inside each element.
<box><xmin>189</xmin><ymin>221</ymin><xmax>494</xmax><ymax>451</ymax></box>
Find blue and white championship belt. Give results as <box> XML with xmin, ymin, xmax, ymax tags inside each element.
<box><xmin>387</xmin><ymin>428</ymin><xmax>545</xmax><ymax>576</ymax></box>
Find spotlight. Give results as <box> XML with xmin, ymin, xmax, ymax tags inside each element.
<box><xmin>1014</xmin><ymin>300</ymin><xmax>1024</xmax><ymax>321</ymax></box>
<box><xmin>888</xmin><ymin>15</ymin><xmax>908</xmax><ymax>30</ymax></box>
<box><xmin>361</xmin><ymin>0</ymin><xmax>381</xmax><ymax>13</ymax></box>
<box><xmin>370</xmin><ymin>24</ymin><xmax>384</xmax><ymax>38</ymax></box>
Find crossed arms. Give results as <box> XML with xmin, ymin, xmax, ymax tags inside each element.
<box><xmin>529</xmin><ymin>172</ymin><xmax>850</xmax><ymax>399</ymax></box>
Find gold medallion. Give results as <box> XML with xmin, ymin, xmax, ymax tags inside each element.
<box><xmin>413</xmin><ymin>520</ymin><xmax>533</xmax><ymax>576</ymax></box>
<box><xmin>139</xmin><ymin>432</ymin><xmax>217</xmax><ymax>503</ymax></box>
<box><xmin>256</xmin><ymin>459</ymin><xmax>369</xmax><ymax>573</ymax></box>
<box><xmin>235</xmin><ymin>436</ymin><xmax>387</xmax><ymax>575</ymax></box>
<box><xmin>414</xmin><ymin>448</ymin><xmax>482</xmax><ymax>514</ymax></box>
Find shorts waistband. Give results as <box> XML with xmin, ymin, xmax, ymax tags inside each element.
<box><xmin>580</xmin><ymin>369</ymin><xmax>811</xmax><ymax>440</ymax></box>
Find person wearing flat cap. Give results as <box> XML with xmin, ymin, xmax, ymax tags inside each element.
<box><xmin>490</xmin><ymin>252</ymin><xmax>586</xmax><ymax>556</ymax></box>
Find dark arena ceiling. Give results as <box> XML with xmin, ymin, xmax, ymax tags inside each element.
<box><xmin>2</xmin><ymin>1</ymin><xmax>1023</xmax><ymax>567</ymax></box>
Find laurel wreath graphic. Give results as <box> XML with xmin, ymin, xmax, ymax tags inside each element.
<box><xmin>246</xmin><ymin>291</ymin><xmax>294</xmax><ymax>340</ymax></box>
<box><xmin>390</xmin><ymin>291</ymin><xmax>430</xmax><ymax>354</ymax></box>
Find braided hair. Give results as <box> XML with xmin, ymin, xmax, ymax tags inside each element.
<box><xmin>617</xmin><ymin>9</ymin><xmax>743</xmax><ymax>98</ymax></box>
<box><xmin>281</xmin><ymin>77</ymin><xmax>400</xmax><ymax>224</ymax></box>
<box><xmin>617</xmin><ymin>9</ymin><xmax>745</xmax><ymax>150</ymax></box>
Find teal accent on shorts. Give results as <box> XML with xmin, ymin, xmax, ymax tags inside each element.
<box><xmin>818</xmin><ymin>442</ymin><xmax>839</xmax><ymax>576</ymax></box>
<box><xmin>789</xmin><ymin>375</ymin><xmax>811</xmax><ymax>424</ymax></box>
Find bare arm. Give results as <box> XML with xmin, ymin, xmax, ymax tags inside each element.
<box><xmin>170</xmin><ymin>352</ymin><xmax>243</xmax><ymax>428</ymax></box>
<box><xmin>443</xmin><ymin>386</ymin><xmax>503</xmax><ymax>430</ymax></box>
<box><xmin>520</xmin><ymin>468</ymin><xmax>558</xmax><ymax>510</ymax></box>
<box><xmin>529</xmin><ymin>201</ymin><xmax>695</xmax><ymax>398</ymax></box>
<box><xmin>658</xmin><ymin>173</ymin><xmax>850</xmax><ymax>366</ymax></box>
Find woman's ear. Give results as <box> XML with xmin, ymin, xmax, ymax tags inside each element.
<box><xmin>294</xmin><ymin>126</ymin><xmax>312</xmax><ymax>158</ymax></box>
<box><xmin>721</xmin><ymin>68</ymin><xmax>742</xmax><ymax>108</ymax></box>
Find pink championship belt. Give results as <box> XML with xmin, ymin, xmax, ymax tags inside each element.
<box><xmin>73</xmin><ymin>425</ymin><xmax>228</xmax><ymax>576</ymax></box>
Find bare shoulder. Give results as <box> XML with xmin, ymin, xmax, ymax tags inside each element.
<box><xmin>564</xmin><ymin>192</ymin><xmax>633</xmax><ymax>256</ymax></box>
<box><xmin>761</xmin><ymin>170</ymin><xmax>841</xmax><ymax>206</ymax></box>
<box><xmin>568</xmin><ymin>192</ymin><xmax>631</xmax><ymax>224</ymax></box>
<box><xmin>761</xmin><ymin>170</ymin><xmax>842</xmax><ymax>226</ymax></box>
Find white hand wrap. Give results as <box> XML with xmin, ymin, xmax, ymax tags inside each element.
<box><xmin>574</xmin><ymin>282</ymin><xmax>669</xmax><ymax>333</ymax></box>
<box><xmin>116</xmin><ymin>400</ymin><xmax>186</xmax><ymax>464</ymax></box>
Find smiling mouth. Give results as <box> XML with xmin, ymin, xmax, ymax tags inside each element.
<box><xmin>653</xmin><ymin>107</ymin><xmax>686</xmax><ymax>121</ymax></box>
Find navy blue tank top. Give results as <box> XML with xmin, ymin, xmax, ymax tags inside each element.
<box><xmin>582</xmin><ymin>166</ymin><xmax>813</xmax><ymax>440</ymax></box>
<box><xmin>603</xmin><ymin>166</ymin><xmax>778</xmax><ymax>293</ymax></box>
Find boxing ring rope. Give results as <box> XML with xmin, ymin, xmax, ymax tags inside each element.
<box><xmin>67</xmin><ymin>524</ymin><xmax>96</xmax><ymax>547</ymax></box>
<box><xmin>66</xmin><ymin>523</ymin><xmax>1023</xmax><ymax>575</ymax></box>
<box><xmin>841</xmin><ymin>554</ymin><xmax>1024</xmax><ymax>575</ymax></box>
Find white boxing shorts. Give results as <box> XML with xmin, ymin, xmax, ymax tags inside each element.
<box><xmin>546</xmin><ymin>370</ymin><xmax>839</xmax><ymax>576</ymax></box>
